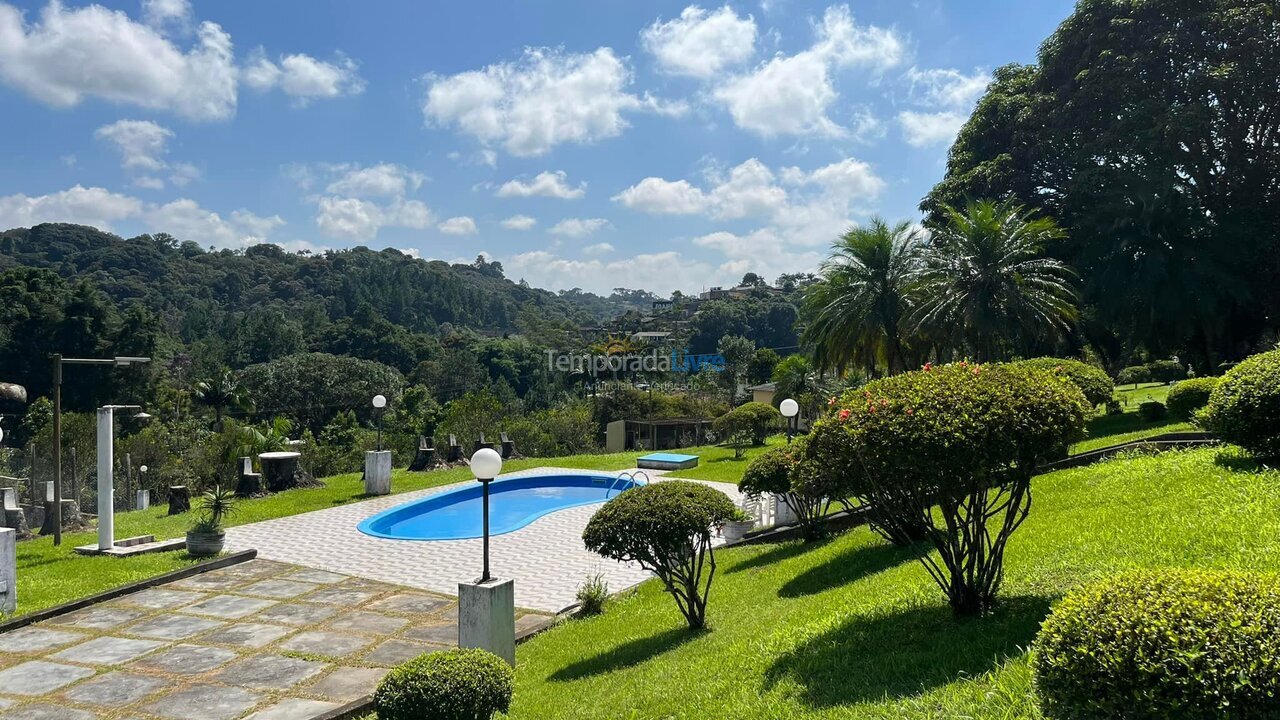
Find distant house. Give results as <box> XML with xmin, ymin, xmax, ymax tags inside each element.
<box><xmin>745</xmin><ymin>382</ymin><xmax>811</xmax><ymax>431</ymax></box>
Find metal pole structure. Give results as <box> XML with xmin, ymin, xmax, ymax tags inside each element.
<box><xmin>124</xmin><ymin>452</ymin><xmax>133</xmax><ymax>512</ymax></box>
<box><xmin>481</xmin><ymin>479</ymin><xmax>491</xmax><ymax>582</ymax></box>
<box><xmin>96</xmin><ymin>406</ymin><xmax>114</xmax><ymax>551</ymax></box>
<box><xmin>52</xmin><ymin>354</ymin><xmax>62</xmax><ymax>545</ymax></box>
<box><xmin>377</xmin><ymin>410</ymin><xmax>383</xmax><ymax>453</ymax></box>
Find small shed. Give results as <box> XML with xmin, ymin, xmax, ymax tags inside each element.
<box><xmin>605</xmin><ymin>418</ymin><xmax>714</xmax><ymax>453</ymax></box>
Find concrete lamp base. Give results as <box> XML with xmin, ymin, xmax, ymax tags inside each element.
<box><xmin>458</xmin><ymin>577</ymin><xmax>515</xmax><ymax>666</ymax></box>
<box><xmin>364</xmin><ymin>451</ymin><xmax>393</xmax><ymax>496</ymax></box>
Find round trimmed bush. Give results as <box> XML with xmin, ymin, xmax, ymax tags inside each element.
<box><xmin>374</xmin><ymin>647</ymin><xmax>513</xmax><ymax>720</ymax></box>
<box><xmin>1032</xmin><ymin>570</ymin><xmax>1280</xmax><ymax>719</ymax></box>
<box><xmin>583</xmin><ymin>480</ymin><xmax>736</xmax><ymax>628</ymax></box>
<box><xmin>1201</xmin><ymin>350</ymin><xmax>1280</xmax><ymax>460</ymax></box>
<box><xmin>1166</xmin><ymin>377</ymin><xmax>1219</xmax><ymax>420</ymax></box>
<box><xmin>1012</xmin><ymin>357</ymin><xmax>1114</xmax><ymax>408</ymax></box>
<box><xmin>1137</xmin><ymin>400</ymin><xmax>1167</xmax><ymax>422</ymax></box>
<box><xmin>1116</xmin><ymin>365</ymin><xmax>1151</xmax><ymax>386</ymax></box>
<box><xmin>739</xmin><ymin>445</ymin><xmax>795</xmax><ymax>497</ymax></box>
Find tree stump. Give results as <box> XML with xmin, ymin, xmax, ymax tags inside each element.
<box><xmin>168</xmin><ymin>485</ymin><xmax>190</xmax><ymax>515</ymax></box>
<box><xmin>259</xmin><ymin>452</ymin><xmax>307</xmax><ymax>492</ymax></box>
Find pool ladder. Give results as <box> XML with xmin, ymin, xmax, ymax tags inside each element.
<box><xmin>607</xmin><ymin>470</ymin><xmax>650</xmax><ymax>498</ymax></box>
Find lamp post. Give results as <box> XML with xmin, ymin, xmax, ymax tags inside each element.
<box><xmin>372</xmin><ymin>394</ymin><xmax>387</xmax><ymax>452</ymax></box>
<box><xmin>469</xmin><ymin>447</ymin><xmax>503</xmax><ymax>582</ymax></box>
<box><xmin>780</xmin><ymin>398</ymin><xmax>799</xmax><ymax>444</ymax></box>
<box><xmin>52</xmin><ymin>355</ymin><xmax>150</xmax><ymax>546</ymax></box>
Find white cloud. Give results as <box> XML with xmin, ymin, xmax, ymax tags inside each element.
<box><xmin>496</xmin><ymin>170</ymin><xmax>585</xmax><ymax>199</ymax></box>
<box><xmin>438</xmin><ymin>216</ymin><xmax>478</xmax><ymax>235</ymax></box>
<box><xmin>549</xmin><ymin>218</ymin><xmax>610</xmax><ymax>238</ymax></box>
<box><xmin>316</xmin><ymin>196</ymin><xmax>431</xmax><ymax>241</ymax></box>
<box><xmin>582</xmin><ymin>242</ymin><xmax>614</xmax><ymax>256</ymax></box>
<box><xmin>0</xmin><ymin>184</ymin><xmax>283</xmax><ymax>247</ymax></box>
<box><xmin>423</xmin><ymin>47</ymin><xmax>684</xmax><ymax>156</ymax></box>
<box><xmin>905</xmin><ymin>67</ymin><xmax>989</xmax><ymax>109</ymax></box>
<box><xmin>500</xmin><ymin>214</ymin><xmax>537</xmax><ymax>230</ymax></box>
<box><xmin>897</xmin><ymin>110</ymin><xmax>966</xmax><ymax>147</ymax></box>
<box><xmin>0</xmin><ymin>185</ymin><xmax>142</xmax><ymax>230</ymax></box>
<box><xmin>503</xmin><ymin>250</ymin><xmax>719</xmax><ymax>295</ymax></box>
<box><xmin>94</xmin><ymin>120</ymin><xmax>173</xmax><ymax>171</ymax></box>
<box><xmin>612</xmin><ymin>178</ymin><xmax>708</xmax><ymax>215</ymax></box>
<box><xmin>642</xmin><ymin>5</ymin><xmax>757</xmax><ymax>78</ymax></box>
<box><xmin>242</xmin><ymin>48</ymin><xmax>365</xmax><ymax>102</ymax></box>
<box><xmin>712</xmin><ymin>5</ymin><xmax>903</xmax><ymax>137</ymax></box>
<box><xmin>0</xmin><ymin>1</ymin><xmax>237</xmax><ymax>120</ymax></box>
<box><xmin>141</xmin><ymin>0</ymin><xmax>190</xmax><ymax>31</ymax></box>
<box><xmin>325</xmin><ymin>163</ymin><xmax>424</xmax><ymax>199</ymax></box>
<box><xmin>168</xmin><ymin>162</ymin><xmax>200</xmax><ymax>187</ymax></box>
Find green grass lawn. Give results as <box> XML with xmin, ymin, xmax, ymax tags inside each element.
<box><xmin>1113</xmin><ymin>381</ymin><xmax>1173</xmax><ymax>407</ymax></box>
<box><xmin>507</xmin><ymin>446</ymin><xmax>1280</xmax><ymax>719</ymax></box>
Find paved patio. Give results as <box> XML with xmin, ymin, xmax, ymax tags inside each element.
<box><xmin>224</xmin><ymin>468</ymin><xmax>743</xmax><ymax>612</ymax></box>
<box><xmin>0</xmin><ymin>558</ymin><xmax>550</xmax><ymax>720</ymax></box>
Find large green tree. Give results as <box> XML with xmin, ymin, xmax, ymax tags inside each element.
<box><xmin>801</xmin><ymin>218</ymin><xmax>923</xmax><ymax>375</ymax></box>
<box><xmin>925</xmin><ymin>0</ymin><xmax>1280</xmax><ymax>368</ymax></box>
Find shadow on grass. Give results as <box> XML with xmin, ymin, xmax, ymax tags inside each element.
<box><xmin>1213</xmin><ymin>449</ymin><xmax>1274</xmax><ymax>473</ymax></box>
<box><xmin>764</xmin><ymin>594</ymin><xmax>1051</xmax><ymax>708</ymax></box>
<box><xmin>548</xmin><ymin>626</ymin><xmax>703</xmax><ymax>681</ymax></box>
<box><xmin>725</xmin><ymin>539</ymin><xmax>825</xmax><ymax>575</ymax></box>
<box><xmin>777</xmin><ymin>542</ymin><xmax>914</xmax><ymax>598</ymax></box>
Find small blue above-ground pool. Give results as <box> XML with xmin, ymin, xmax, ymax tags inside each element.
<box><xmin>637</xmin><ymin>452</ymin><xmax>699</xmax><ymax>470</ymax></box>
<box><xmin>358</xmin><ymin>474</ymin><xmax>641</xmax><ymax>541</ymax></box>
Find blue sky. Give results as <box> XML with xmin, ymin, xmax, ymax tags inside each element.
<box><xmin>0</xmin><ymin>0</ymin><xmax>1075</xmax><ymax>294</ymax></box>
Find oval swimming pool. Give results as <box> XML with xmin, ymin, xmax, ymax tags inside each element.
<box><xmin>358</xmin><ymin>474</ymin><xmax>640</xmax><ymax>541</ymax></box>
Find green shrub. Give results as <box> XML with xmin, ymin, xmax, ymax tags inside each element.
<box><xmin>826</xmin><ymin>362</ymin><xmax>1089</xmax><ymax>615</ymax></box>
<box><xmin>712</xmin><ymin>402</ymin><xmax>780</xmax><ymax>457</ymax></box>
<box><xmin>1201</xmin><ymin>349</ymin><xmax>1280</xmax><ymax>460</ymax></box>
<box><xmin>1012</xmin><ymin>357</ymin><xmax>1114</xmax><ymax>407</ymax></box>
<box><xmin>739</xmin><ymin>439</ymin><xmax>829</xmax><ymax>540</ymax></box>
<box><xmin>374</xmin><ymin>648</ymin><xmax>513</xmax><ymax>720</ymax></box>
<box><xmin>1115</xmin><ymin>365</ymin><xmax>1151</xmax><ymax>386</ymax></box>
<box><xmin>583</xmin><ymin>480</ymin><xmax>737</xmax><ymax>629</ymax></box>
<box><xmin>1166</xmin><ymin>377</ymin><xmax>1219</xmax><ymax>420</ymax></box>
<box><xmin>1137</xmin><ymin>400</ymin><xmax>1167</xmax><ymax>422</ymax></box>
<box><xmin>1031</xmin><ymin>570</ymin><xmax>1280</xmax><ymax>720</ymax></box>
<box><xmin>575</xmin><ymin>573</ymin><xmax>609</xmax><ymax>616</ymax></box>
<box><xmin>1147</xmin><ymin>358</ymin><xmax>1187</xmax><ymax>384</ymax></box>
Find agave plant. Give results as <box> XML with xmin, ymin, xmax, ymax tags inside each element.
<box><xmin>193</xmin><ymin>485</ymin><xmax>237</xmax><ymax>534</ymax></box>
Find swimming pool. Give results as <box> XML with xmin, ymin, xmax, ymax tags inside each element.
<box><xmin>357</xmin><ymin>473</ymin><xmax>641</xmax><ymax>541</ymax></box>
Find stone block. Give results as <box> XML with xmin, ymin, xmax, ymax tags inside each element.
<box><xmin>458</xmin><ymin>577</ymin><xmax>515</xmax><ymax>666</ymax></box>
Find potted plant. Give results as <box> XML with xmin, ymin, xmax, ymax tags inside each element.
<box><xmin>721</xmin><ymin>507</ymin><xmax>756</xmax><ymax>544</ymax></box>
<box><xmin>186</xmin><ymin>486</ymin><xmax>236</xmax><ymax>557</ymax></box>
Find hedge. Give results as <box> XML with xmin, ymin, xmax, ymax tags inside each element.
<box><xmin>1032</xmin><ymin>570</ymin><xmax>1280</xmax><ymax>719</ymax></box>
<box><xmin>1166</xmin><ymin>377</ymin><xmax>1219</xmax><ymax>420</ymax></box>
<box><xmin>1012</xmin><ymin>357</ymin><xmax>1114</xmax><ymax>407</ymax></box>
<box><xmin>1200</xmin><ymin>349</ymin><xmax>1280</xmax><ymax>460</ymax></box>
<box><xmin>374</xmin><ymin>648</ymin><xmax>513</xmax><ymax>720</ymax></box>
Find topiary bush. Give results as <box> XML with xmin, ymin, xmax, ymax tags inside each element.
<box><xmin>1166</xmin><ymin>377</ymin><xmax>1219</xmax><ymax>420</ymax></box>
<box><xmin>1201</xmin><ymin>349</ymin><xmax>1280</xmax><ymax>460</ymax></box>
<box><xmin>1012</xmin><ymin>357</ymin><xmax>1114</xmax><ymax>408</ymax></box>
<box><xmin>1137</xmin><ymin>400</ymin><xmax>1167</xmax><ymax>422</ymax></box>
<box><xmin>1032</xmin><ymin>570</ymin><xmax>1280</xmax><ymax>720</ymax></box>
<box><xmin>825</xmin><ymin>362</ymin><xmax>1089</xmax><ymax>615</ymax></box>
<box><xmin>583</xmin><ymin>480</ymin><xmax>737</xmax><ymax>629</ymax></box>
<box><xmin>374</xmin><ymin>647</ymin><xmax>513</xmax><ymax>720</ymax></box>
<box><xmin>1115</xmin><ymin>365</ymin><xmax>1151</xmax><ymax>387</ymax></box>
<box><xmin>739</xmin><ymin>439</ymin><xmax>830</xmax><ymax>540</ymax></box>
<box><xmin>1147</xmin><ymin>358</ymin><xmax>1187</xmax><ymax>384</ymax></box>
<box><xmin>712</xmin><ymin>402</ymin><xmax>781</xmax><ymax>456</ymax></box>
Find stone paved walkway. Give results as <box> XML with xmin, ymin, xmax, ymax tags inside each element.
<box><xmin>0</xmin><ymin>559</ymin><xmax>550</xmax><ymax>720</ymax></box>
<box><xmin>224</xmin><ymin>468</ymin><xmax>743</xmax><ymax>612</ymax></box>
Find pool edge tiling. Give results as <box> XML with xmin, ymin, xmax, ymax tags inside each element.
<box><xmin>224</xmin><ymin>468</ymin><xmax>742</xmax><ymax>612</ymax></box>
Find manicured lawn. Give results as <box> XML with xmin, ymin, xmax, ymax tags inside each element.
<box><xmin>1113</xmin><ymin>381</ymin><xmax>1173</xmax><ymax>407</ymax></box>
<box><xmin>507</xmin><ymin>446</ymin><xmax>1280</xmax><ymax>719</ymax></box>
<box><xmin>1070</xmin><ymin>412</ymin><xmax>1193</xmax><ymax>454</ymax></box>
<box><xmin>7</xmin><ymin>445</ymin><xmax>732</xmax><ymax>617</ymax></box>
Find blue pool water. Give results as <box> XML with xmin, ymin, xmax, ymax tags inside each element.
<box><xmin>358</xmin><ymin>474</ymin><xmax>639</xmax><ymax>541</ymax></box>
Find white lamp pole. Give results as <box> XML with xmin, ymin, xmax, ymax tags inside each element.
<box><xmin>469</xmin><ymin>448</ymin><xmax>503</xmax><ymax>582</ymax></box>
<box><xmin>372</xmin><ymin>394</ymin><xmax>387</xmax><ymax>451</ymax></box>
<box><xmin>780</xmin><ymin>398</ymin><xmax>800</xmax><ymax>444</ymax></box>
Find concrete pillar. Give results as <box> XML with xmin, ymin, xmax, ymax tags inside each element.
<box><xmin>0</xmin><ymin>527</ymin><xmax>15</xmax><ymax>615</ymax></box>
<box><xmin>97</xmin><ymin>407</ymin><xmax>115</xmax><ymax>551</ymax></box>
<box><xmin>458</xmin><ymin>578</ymin><xmax>515</xmax><ymax>666</ymax></box>
<box><xmin>364</xmin><ymin>451</ymin><xmax>392</xmax><ymax>496</ymax></box>
<box><xmin>136</xmin><ymin>489</ymin><xmax>150</xmax><ymax>510</ymax></box>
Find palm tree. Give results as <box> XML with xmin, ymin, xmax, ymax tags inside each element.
<box><xmin>770</xmin><ymin>354</ymin><xmax>824</xmax><ymax>420</ymax></box>
<box><xmin>802</xmin><ymin>218</ymin><xmax>924</xmax><ymax>376</ymax></box>
<box><xmin>913</xmin><ymin>200</ymin><xmax>1077</xmax><ymax>361</ymax></box>
<box><xmin>193</xmin><ymin>368</ymin><xmax>252</xmax><ymax>431</ymax></box>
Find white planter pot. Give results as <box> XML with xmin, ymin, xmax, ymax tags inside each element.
<box><xmin>722</xmin><ymin>520</ymin><xmax>756</xmax><ymax>544</ymax></box>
